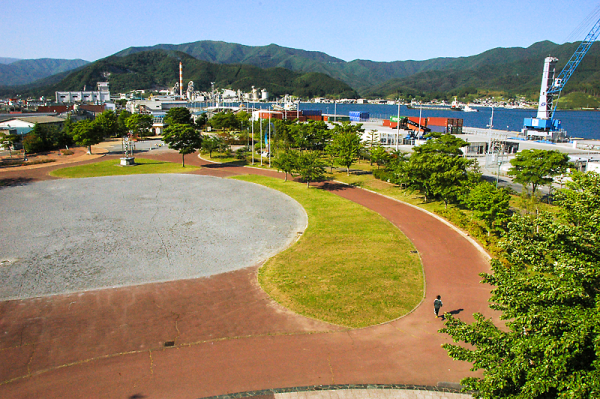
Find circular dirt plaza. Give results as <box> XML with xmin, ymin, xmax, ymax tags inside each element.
<box><xmin>0</xmin><ymin>174</ymin><xmax>307</xmax><ymax>301</ymax></box>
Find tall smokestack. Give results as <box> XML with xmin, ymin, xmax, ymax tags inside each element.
<box><xmin>179</xmin><ymin>62</ymin><xmax>183</xmax><ymax>97</ymax></box>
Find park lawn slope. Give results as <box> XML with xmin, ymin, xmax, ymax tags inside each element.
<box><xmin>232</xmin><ymin>175</ymin><xmax>424</xmax><ymax>328</ymax></box>
<box><xmin>49</xmin><ymin>158</ymin><xmax>199</xmax><ymax>178</ymax></box>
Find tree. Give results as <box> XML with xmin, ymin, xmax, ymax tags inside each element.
<box><xmin>94</xmin><ymin>110</ymin><xmax>119</xmax><ymax>137</ymax></box>
<box><xmin>201</xmin><ymin>136</ymin><xmax>224</xmax><ymax>158</ymax></box>
<box><xmin>70</xmin><ymin>119</ymin><xmax>104</xmax><ymax>154</ymax></box>
<box><xmin>272</xmin><ymin>149</ymin><xmax>298</xmax><ymax>181</ymax></box>
<box><xmin>295</xmin><ymin>151</ymin><xmax>325</xmax><ymax>187</ymax></box>
<box><xmin>370</xmin><ymin>145</ymin><xmax>389</xmax><ymax>169</ymax></box>
<box><xmin>163</xmin><ymin>123</ymin><xmax>202</xmax><ymax>167</ymax></box>
<box><xmin>125</xmin><ymin>113</ymin><xmax>153</xmax><ymax>139</ymax></box>
<box><xmin>0</xmin><ymin>132</ymin><xmax>21</xmax><ymax>157</ymax></box>
<box><xmin>164</xmin><ymin>107</ymin><xmax>193</xmax><ymax>126</ymax></box>
<box><xmin>508</xmin><ymin>149</ymin><xmax>571</xmax><ymax>196</ymax></box>
<box><xmin>402</xmin><ymin>134</ymin><xmax>475</xmax><ymax>205</ymax></box>
<box><xmin>386</xmin><ymin>150</ymin><xmax>410</xmax><ymax>188</ymax></box>
<box><xmin>328</xmin><ymin>122</ymin><xmax>364</xmax><ymax>175</ymax></box>
<box><xmin>441</xmin><ymin>171</ymin><xmax>600</xmax><ymax>398</ymax></box>
<box><xmin>22</xmin><ymin>132</ymin><xmax>44</xmax><ymax>154</ymax></box>
<box><xmin>463</xmin><ymin>182</ymin><xmax>511</xmax><ymax>235</ymax></box>
<box><xmin>291</xmin><ymin>120</ymin><xmax>331</xmax><ymax>151</ymax></box>
<box><xmin>117</xmin><ymin>110</ymin><xmax>132</xmax><ymax>136</ymax></box>
<box><xmin>195</xmin><ymin>113</ymin><xmax>208</xmax><ymax>129</ymax></box>
<box><xmin>209</xmin><ymin>111</ymin><xmax>239</xmax><ymax>130</ymax></box>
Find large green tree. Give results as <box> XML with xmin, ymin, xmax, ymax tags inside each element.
<box><xmin>201</xmin><ymin>135</ymin><xmax>224</xmax><ymax>158</ymax></box>
<box><xmin>441</xmin><ymin>171</ymin><xmax>600</xmax><ymax>398</ymax></box>
<box><xmin>163</xmin><ymin>123</ymin><xmax>203</xmax><ymax>167</ymax></box>
<box><xmin>328</xmin><ymin>122</ymin><xmax>364</xmax><ymax>175</ymax></box>
<box><xmin>94</xmin><ymin>110</ymin><xmax>119</xmax><ymax>137</ymax></box>
<box><xmin>125</xmin><ymin>113</ymin><xmax>153</xmax><ymax>139</ymax></box>
<box><xmin>295</xmin><ymin>151</ymin><xmax>326</xmax><ymax>188</ymax></box>
<box><xmin>463</xmin><ymin>182</ymin><xmax>511</xmax><ymax>235</ymax></box>
<box><xmin>291</xmin><ymin>120</ymin><xmax>331</xmax><ymax>151</ymax></box>
<box><xmin>209</xmin><ymin>111</ymin><xmax>239</xmax><ymax>130</ymax></box>
<box><xmin>164</xmin><ymin>107</ymin><xmax>193</xmax><ymax>126</ymax></box>
<box><xmin>508</xmin><ymin>149</ymin><xmax>571</xmax><ymax>196</ymax></box>
<box><xmin>272</xmin><ymin>149</ymin><xmax>299</xmax><ymax>181</ymax></box>
<box><xmin>70</xmin><ymin>119</ymin><xmax>104</xmax><ymax>154</ymax></box>
<box><xmin>402</xmin><ymin>134</ymin><xmax>475</xmax><ymax>205</ymax></box>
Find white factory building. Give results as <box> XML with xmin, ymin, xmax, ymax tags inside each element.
<box><xmin>56</xmin><ymin>82</ymin><xmax>111</xmax><ymax>104</ymax></box>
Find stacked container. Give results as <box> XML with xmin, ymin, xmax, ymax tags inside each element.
<box><xmin>349</xmin><ymin>111</ymin><xmax>369</xmax><ymax>122</ymax></box>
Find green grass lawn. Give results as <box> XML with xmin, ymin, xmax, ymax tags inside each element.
<box><xmin>233</xmin><ymin>175</ymin><xmax>424</xmax><ymax>328</ymax></box>
<box><xmin>49</xmin><ymin>158</ymin><xmax>199</xmax><ymax>178</ymax></box>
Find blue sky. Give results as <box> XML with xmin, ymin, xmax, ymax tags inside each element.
<box><xmin>2</xmin><ymin>0</ymin><xmax>599</xmax><ymax>62</ymax></box>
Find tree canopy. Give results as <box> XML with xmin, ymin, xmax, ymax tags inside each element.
<box><xmin>395</xmin><ymin>133</ymin><xmax>476</xmax><ymax>205</ymax></box>
<box><xmin>164</xmin><ymin>107</ymin><xmax>193</xmax><ymax>126</ymax></box>
<box><xmin>328</xmin><ymin>122</ymin><xmax>364</xmax><ymax>175</ymax></box>
<box><xmin>441</xmin><ymin>171</ymin><xmax>600</xmax><ymax>398</ymax></box>
<box><xmin>508</xmin><ymin>149</ymin><xmax>571</xmax><ymax>195</ymax></box>
<box><xmin>70</xmin><ymin>120</ymin><xmax>104</xmax><ymax>154</ymax></box>
<box><xmin>125</xmin><ymin>113</ymin><xmax>153</xmax><ymax>139</ymax></box>
<box><xmin>163</xmin><ymin>123</ymin><xmax>203</xmax><ymax>167</ymax></box>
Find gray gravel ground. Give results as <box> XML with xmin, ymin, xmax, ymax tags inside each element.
<box><xmin>0</xmin><ymin>174</ymin><xmax>307</xmax><ymax>300</ymax></box>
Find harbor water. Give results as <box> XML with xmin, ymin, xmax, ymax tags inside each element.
<box><xmin>236</xmin><ymin>102</ymin><xmax>600</xmax><ymax>140</ymax></box>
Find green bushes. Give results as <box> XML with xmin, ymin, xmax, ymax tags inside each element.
<box><xmin>372</xmin><ymin>168</ymin><xmax>391</xmax><ymax>181</ymax></box>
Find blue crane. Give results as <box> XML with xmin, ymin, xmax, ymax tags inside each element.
<box><xmin>523</xmin><ymin>16</ymin><xmax>600</xmax><ymax>141</ymax></box>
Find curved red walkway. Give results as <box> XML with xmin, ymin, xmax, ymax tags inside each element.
<box><xmin>0</xmin><ymin>151</ymin><xmax>495</xmax><ymax>398</ymax></box>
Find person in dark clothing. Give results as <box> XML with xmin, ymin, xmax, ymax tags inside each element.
<box><xmin>434</xmin><ymin>295</ymin><xmax>443</xmax><ymax>318</ymax></box>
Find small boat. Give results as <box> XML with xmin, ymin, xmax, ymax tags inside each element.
<box><xmin>463</xmin><ymin>104</ymin><xmax>478</xmax><ymax>112</ymax></box>
<box><xmin>450</xmin><ymin>97</ymin><xmax>464</xmax><ymax>111</ymax></box>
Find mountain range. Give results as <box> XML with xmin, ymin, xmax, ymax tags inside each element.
<box><xmin>0</xmin><ymin>58</ymin><xmax>89</xmax><ymax>86</ymax></box>
<box><xmin>1</xmin><ymin>40</ymin><xmax>600</xmax><ymax>103</ymax></box>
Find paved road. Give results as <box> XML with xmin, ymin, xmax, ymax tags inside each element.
<box><xmin>0</xmin><ymin>150</ymin><xmax>495</xmax><ymax>399</ymax></box>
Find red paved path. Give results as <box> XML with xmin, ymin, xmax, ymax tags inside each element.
<box><xmin>0</xmin><ymin>151</ymin><xmax>495</xmax><ymax>398</ymax></box>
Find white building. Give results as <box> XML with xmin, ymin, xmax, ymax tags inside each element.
<box><xmin>0</xmin><ymin>116</ymin><xmax>65</xmax><ymax>136</ymax></box>
<box><xmin>56</xmin><ymin>82</ymin><xmax>111</xmax><ymax>104</ymax></box>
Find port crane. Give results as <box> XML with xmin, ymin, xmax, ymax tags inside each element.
<box><xmin>523</xmin><ymin>16</ymin><xmax>600</xmax><ymax>141</ymax></box>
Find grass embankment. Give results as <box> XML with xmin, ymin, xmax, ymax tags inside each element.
<box><xmin>50</xmin><ymin>158</ymin><xmax>199</xmax><ymax>178</ymax></box>
<box><xmin>233</xmin><ymin>174</ymin><xmax>424</xmax><ymax>328</ymax></box>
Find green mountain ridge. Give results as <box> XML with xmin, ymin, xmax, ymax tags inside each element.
<box><xmin>112</xmin><ymin>40</ymin><xmax>600</xmax><ymax>98</ymax></box>
<box><xmin>0</xmin><ymin>58</ymin><xmax>89</xmax><ymax>86</ymax></box>
<box><xmin>2</xmin><ymin>40</ymin><xmax>600</xmax><ymax>103</ymax></box>
<box><xmin>9</xmin><ymin>50</ymin><xmax>357</xmax><ymax>99</ymax></box>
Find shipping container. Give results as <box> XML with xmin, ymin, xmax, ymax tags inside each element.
<box><xmin>349</xmin><ymin>111</ymin><xmax>369</xmax><ymax>122</ymax></box>
<box><xmin>302</xmin><ymin>109</ymin><xmax>323</xmax><ymax>117</ymax></box>
<box><xmin>407</xmin><ymin>116</ymin><xmax>427</xmax><ymax>126</ymax></box>
<box><xmin>427</xmin><ymin>117</ymin><xmax>449</xmax><ymax>127</ymax></box>
<box><xmin>330</xmin><ymin>115</ymin><xmax>350</xmax><ymax>122</ymax></box>
<box><xmin>306</xmin><ymin>115</ymin><xmax>323</xmax><ymax>121</ymax></box>
<box><xmin>447</xmin><ymin>118</ymin><xmax>464</xmax><ymax>127</ymax></box>
<box><xmin>259</xmin><ymin>112</ymin><xmax>282</xmax><ymax>120</ymax></box>
<box><xmin>383</xmin><ymin>119</ymin><xmax>391</xmax><ymax>127</ymax></box>
<box><xmin>429</xmin><ymin>125</ymin><xmax>447</xmax><ymax>133</ymax></box>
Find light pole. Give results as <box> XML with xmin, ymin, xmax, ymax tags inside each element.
<box><xmin>396</xmin><ymin>101</ymin><xmax>400</xmax><ymax>150</ymax></box>
<box><xmin>251</xmin><ymin>105</ymin><xmax>255</xmax><ymax>165</ymax></box>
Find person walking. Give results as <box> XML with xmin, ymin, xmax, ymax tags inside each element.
<box><xmin>434</xmin><ymin>295</ymin><xmax>443</xmax><ymax>318</ymax></box>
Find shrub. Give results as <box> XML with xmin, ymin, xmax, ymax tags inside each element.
<box><xmin>373</xmin><ymin>168</ymin><xmax>391</xmax><ymax>181</ymax></box>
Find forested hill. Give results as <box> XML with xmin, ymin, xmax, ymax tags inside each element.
<box><xmin>112</xmin><ymin>40</ymin><xmax>600</xmax><ymax>98</ymax></box>
<box><xmin>363</xmin><ymin>41</ymin><xmax>600</xmax><ymax>101</ymax></box>
<box><xmin>0</xmin><ymin>58</ymin><xmax>89</xmax><ymax>86</ymax></box>
<box><xmin>4</xmin><ymin>50</ymin><xmax>357</xmax><ymax>99</ymax></box>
